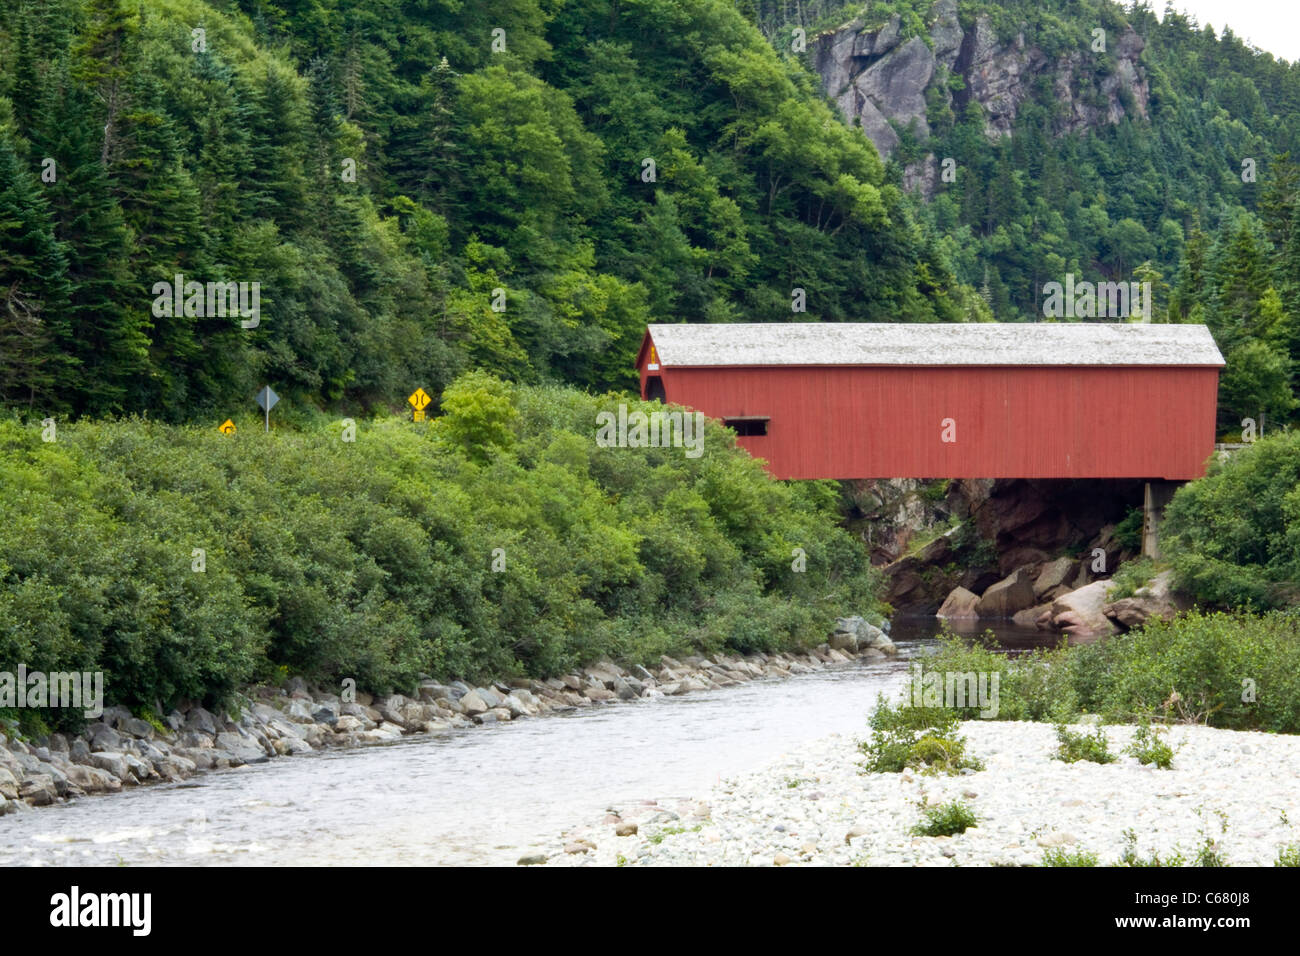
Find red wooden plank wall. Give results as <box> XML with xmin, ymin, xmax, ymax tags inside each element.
<box><xmin>639</xmin><ymin>364</ymin><xmax>1219</xmax><ymax>480</ymax></box>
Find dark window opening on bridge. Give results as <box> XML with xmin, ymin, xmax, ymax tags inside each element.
<box><xmin>646</xmin><ymin>376</ymin><xmax>666</xmax><ymax>402</ymax></box>
<box><xmin>724</xmin><ymin>416</ymin><xmax>769</xmax><ymax>436</ymax></box>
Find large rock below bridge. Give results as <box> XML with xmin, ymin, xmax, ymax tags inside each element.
<box><xmin>975</xmin><ymin>567</ymin><xmax>1037</xmax><ymax>618</ymax></box>
<box><xmin>936</xmin><ymin>586</ymin><xmax>980</xmax><ymax>621</ymax></box>
<box><xmin>1051</xmin><ymin>580</ymin><xmax>1118</xmax><ymax>637</ymax></box>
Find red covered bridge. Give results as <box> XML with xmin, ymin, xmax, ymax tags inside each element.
<box><xmin>636</xmin><ymin>322</ymin><xmax>1225</xmax><ymax>481</ymax></box>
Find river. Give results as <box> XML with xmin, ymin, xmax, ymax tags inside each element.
<box><xmin>0</xmin><ymin>621</ymin><xmax>1053</xmax><ymax>866</ymax></box>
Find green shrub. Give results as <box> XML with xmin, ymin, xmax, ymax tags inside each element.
<box><xmin>1041</xmin><ymin>848</ymin><xmax>1100</xmax><ymax>867</ymax></box>
<box><xmin>1192</xmin><ymin>837</ymin><xmax>1228</xmax><ymax>867</ymax></box>
<box><xmin>921</xmin><ymin>612</ymin><xmax>1300</xmax><ymax>735</ymax></box>
<box><xmin>860</xmin><ymin>695</ymin><xmax>983</xmax><ymax>774</ymax></box>
<box><xmin>1276</xmin><ymin>845</ymin><xmax>1300</xmax><ymax>867</ymax></box>
<box><xmin>1125</xmin><ymin>718</ymin><xmax>1175</xmax><ymax>769</ymax></box>
<box><xmin>1109</xmin><ymin>557</ymin><xmax>1158</xmax><ymax>600</ymax></box>
<box><xmin>1054</xmin><ymin>723</ymin><xmax>1116</xmax><ymax>764</ymax></box>
<box><xmin>911</xmin><ymin>800</ymin><xmax>978</xmax><ymax>837</ymax></box>
<box><xmin>1113</xmin><ymin>506</ymin><xmax>1144</xmax><ymax>553</ymax></box>
<box><xmin>1117</xmin><ymin>829</ymin><xmax>1186</xmax><ymax>867</ymax></box>
<box><xmin>1162</xmin><ymin>431</ymin><xmax>1300</xmax><ymax>609</ymax></box>
<box><xmin>0</xmin><ymin>379</ymin><xmax>885</xmax><ymax>730</ymax></box>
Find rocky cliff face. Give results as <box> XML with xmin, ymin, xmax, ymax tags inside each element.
<box><xmin>814</xmin><ymin>0</ymin><xmax>1149</xmax><ymax>196</ymax></box>
<box><xmin>875</xmin><ymin>477</ymin><xmax>1143</xmax><ymax>612</ymax></box>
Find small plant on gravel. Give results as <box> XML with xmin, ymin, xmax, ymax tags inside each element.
<box><xmin>860</xmin><ymin>695</ymin><xmax>983</xmax><ymax>775</ymax></box>
<box><xmin>1053</xmin><ymin>722</ymin><xmax>1116</xmax><ymax>764</ymax></box>
<box><xmin>1190</xmin><ymin>808</ymin><xmax>1230</xmax><ymax>867</ymax></box>
<box><xmin>784</xmin><ymin>777</ymin><xmax>804</xmax><ymax>788</ymax></box>
<box><xmin>1275</xmin><ymin>844</ymin><xmax>1300</xmax><ymax>866</ymax></box>
<box><xmin>910</xmin><ymin>799</ymin><xmax>978</xmax><ymax>837</ymax></box>
<box><xmin>1117</xmin><ymin>828</ymin><xmax>1186</xmax><ymax>867</ymax></box>
<box><xmin>1192</xmin><ymin>837</ymin><xmax>1228</xmax><ymax>867</ymax></box>
<box><xmin>1041</xmin><ymin>847</ymin><xmax>1100</xmax><ymax>867</ymax></box>
<box><xmin>1125</xmin><ymin>715</ymin><xmax>1175</xmax><ymax>769</ymax></box>
<box><xmin>648</xmin><ymin>824</ymin><xmax>700</xmax><ymax>844</ymax></box>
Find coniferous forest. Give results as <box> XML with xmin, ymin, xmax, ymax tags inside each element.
<box><xmin>4</xmin><ymin>0</ymin><xmax>1298</xmax><ymax>427</ymax></box>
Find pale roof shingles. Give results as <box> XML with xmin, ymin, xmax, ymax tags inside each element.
<box><xmin>646</xmin><ymin>323</ymin><xmax>1226</xmax><ymax>367</ymax></box>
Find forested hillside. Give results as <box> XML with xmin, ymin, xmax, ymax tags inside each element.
<box><xmin>763</xmin><ymin>0</ymin><xmax>1300</xmax><ymax>428</ymax></box>
<box><xmin>0</xmin><ymin>0</ymin><xmax>977</xmax><ymax>421</ymax></box>
<box><xmin>5</xmin><ymin>0</ymin><xmax>1300</xmax><ymax>431</ymax></box>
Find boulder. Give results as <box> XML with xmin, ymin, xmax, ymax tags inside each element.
<box><xmin>1012</xmin><ymin>603</ymin><xmax>1055</xmax><ymax>629</ymax></box>
<box><xmin>502</xmin><ymin>693</ymin><xmax>538</xmax><ymax>717</ymax></box>
<box><xmin>0</xmin><ymin>766</ymin><xmax>18</xmax><ymax>800</ymax></box>
<box><xmin>19</xmin><ymin>774</ymin><xmax>57</xmax><ymax>805</ymax></box>
<box><xmin>64</xmin><ymin>764</ymin><xmax>121</xmax><ymax>793</ymax></box>
<box><xmin>833</xmin><ymin>616</ymin><xmax>897</xmax><ymax>655</ymax></box>
<box><xmin>1051</xmin><ymin>580</ymin><xmax>1118</xmax><ymax>637</ymax></box>
<box><xmin>88</xmin><ymin>725</ymin><xmax>123</xmax><ymax>752</ymax></box>
<box><xmin>828</xmin><ymin>629</ymin><xmax>858</xmax><ymax>652</ymax></box>
<box><xmin>974</xmin><ymin>567</ymin><xmax>1037</xmax><ymax>617</ymax></box>
<box><xmin>474</xmin><ymin>686</ymin><xmax>503</xmax><ymax>709</ymax></box>
<box><xmin>936</xmin><ymin>586</ymin><xmax>980</xmax><ymax>620</ymax></box>
<box><xmin>1103</xmin><ymin>570</ymin><xmax>1189</xmax><ymax>630</ymax></box>
<box><xmin>214</xmin><ymin>732</ymin><xmax>269</xmax><ymax>764</ymax></box>
<box><xmin>120</xmin><ymin>717</ymin><xmax>156</xmax><ymax>739</ymax></box>
<box><xmin>88</xmin><ymin>751</ymin><xmax>131</xmax><ymax>782</ymax></box>
<box><xmin>185</xmin><ymin>707</ymin><xmax>217</xmax><ymax>735</ymax></box>
<box><xmin>458</xmin><ymin>690</ymin><xmax>488</xmax><ymax>715</ymax></box>
<box><xmin>417</xmin><ymin>682</ymin><xmax>457</xmax><ymax>704</ymax></box>
<box><xmin>1033</xmin><ymin>557</ymin><xmax>1076</xmax><ymax>600</ymax></box>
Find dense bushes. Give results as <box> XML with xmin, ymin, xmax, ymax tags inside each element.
<box><xmin>860</xmin><ymin>696</ymin><xmax>982</xmax><ymax>775</ymax></box>
<box><xmin>1162</xmin><ymin>431</ymin><xmax>1300</xmax><ymax>609</ymax></box>
<box><xmin>0</xmin><ymin>375</ymin><xmax>881</xmax><ymax>730</ymax></box>
<box><xmin>921</xmin><ymin>611</ymin><xmax>1300</xmax><ymax>734</ymax></box>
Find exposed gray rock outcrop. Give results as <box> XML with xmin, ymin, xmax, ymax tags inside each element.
<box><xmin>813</xmin><ymin>0</ymin><xmax>1149</xmax><ymax>196</ymax></box>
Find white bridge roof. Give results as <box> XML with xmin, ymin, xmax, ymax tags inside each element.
<box><xmin>645</xmin><ymin>322</ymin><xmax>1225</xmax><ymax>367</ymax></box>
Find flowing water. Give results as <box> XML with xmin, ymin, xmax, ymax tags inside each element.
<box><xmin>0</xmin><ymin>622</ymin><xmax>1052</xmax><ymax>867</ymax></box>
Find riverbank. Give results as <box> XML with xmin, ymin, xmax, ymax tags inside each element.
<box><xmin>0</xmin><ymin>619</ymin><xmax>897</xmax><ymax>815</ymax></box>
<box><xmin>539</xmin><ymin>721</ymin><xmax>1300</xmax><ymax>866</ymax></box>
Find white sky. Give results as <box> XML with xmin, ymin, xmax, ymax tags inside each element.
<box><xmin>1161</xmin><ymin>1</ymin><xmax>1300</xmax><ymax>63</ymax></box>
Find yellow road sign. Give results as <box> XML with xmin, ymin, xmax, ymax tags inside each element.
<box><xmin>218</xmin><ymin>419</ymin><xmax>236</xmax><ymax>434</ymax></box>
<box><xmin>409</xmin><ymin>387</ymin><xmax>430</xmax><ymax>421</ymax></box>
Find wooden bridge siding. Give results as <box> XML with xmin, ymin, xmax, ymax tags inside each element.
<box><xmin>648</xmin><ymin>365</ymin><xmax>1219</xmax><ymax>480</ymax></box>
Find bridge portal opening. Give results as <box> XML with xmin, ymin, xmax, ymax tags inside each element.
<box><xmin>645</xmin><ymin>375</ymin><xmax>666</xmax><ymax>403</ymax></box>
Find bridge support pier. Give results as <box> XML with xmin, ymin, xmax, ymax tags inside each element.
<box><xmin>1141</xmin><ymin>481</ymin><xmax>1181</xmax><ymax>559</ymax></box>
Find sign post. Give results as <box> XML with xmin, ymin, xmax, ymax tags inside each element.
<box><xmin>256</xmin><ymin>386</ymin><xmax>279</xmax><ymax>433</ymax></box>
<box><xmin>408</xmin><ymin>387</ymin><xmax>430</xmax><ymax>422</ymax></box>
